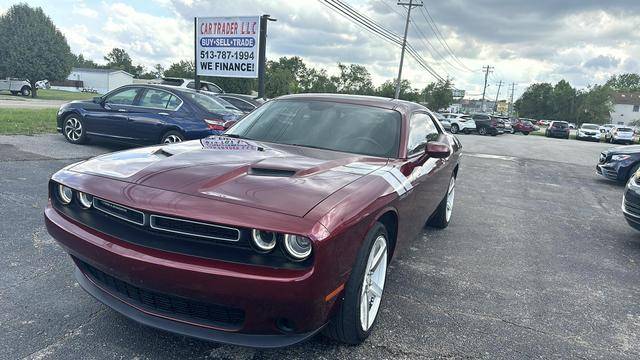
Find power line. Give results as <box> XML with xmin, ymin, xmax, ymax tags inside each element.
<box><xmin>481</xmin><ymin>65</ymin><xmax>494</xmax><ymax>112</ymax></box>
<box><xmin>318</xmin><ymin>0</ymin><xmax>445</xmax><ymax>82</ymax></box>
<box><xmin>395</xmin><ymin>0</ymin><xmax>423</xmax><ymax>99</ymax></box>
<box><xmin>493</xmin><ymin>80</ymin><xmax>502</xmax><ymax>113</ymax></box>
<box><xmin>417</xmin><ymin>5</ymin><xmax>473</xmax><ymax>72</ymax></box>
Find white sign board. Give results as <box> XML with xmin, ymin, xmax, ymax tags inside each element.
<box><xmin>196</xmin><ymin>16</ymin><xmax>260</xmax><ymax>78</ymax></box>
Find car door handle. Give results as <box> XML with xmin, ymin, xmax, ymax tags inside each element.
<box><xmin>158</xmin><ymin>112</ymin><xmax>169</xmax><ymax>116</ymax></box>
<box><xmin>117</xmin><ymin>108</ymin><xmax>127</xmax><ymax>112</ymax></box>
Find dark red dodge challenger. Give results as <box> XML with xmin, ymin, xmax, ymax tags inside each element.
<box><xmin>45</xmin><ymin>94</ymin><xmax>461</xmax><ymax>347</ymax></box>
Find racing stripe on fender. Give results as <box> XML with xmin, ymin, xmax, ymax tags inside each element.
<box><xmin>387</xmin><ymin>167</ymin><xmax>413</xmax><ymax>192</ymax></box>
<box><xmin>372</xmin><ymin>166</ymin><xmax>413</xmax><ymax>195</ymax></box>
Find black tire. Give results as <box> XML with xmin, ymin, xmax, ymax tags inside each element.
<box><xmin>324</xmin><ymin>222</ymin><xmax>389</xmax><ymax>345</ymax></box>
<box><xmin>427</xmin><ymin>175</ymin><xmax>456</xmax><ymax>229</ymax></box>
<box><xmin>450</xmin><ymin>123</ymin><xmax>459</xmax><ymax>134</ymax></box>
<box><xmin>160</xmin><ymin>130</ymin><xmax>185</xmax><ymax>144</ymax></box>
<box><xmin>10</xmin><ymin>91</ymin><xmax>18</xmax><ymax>96</ymax></box>
<box><xmin>20</xmin><ymin>86</ymin><xmax>31</xmax><ymax>97</ymax></box>
<box><xmin>478</xmin><ymin>127</ymin><xmax>487</xmax><ymax>136</ymax></box>
<box><xmin>523</xmin><ymin>132</ymin><xmax>529</xmax><ymax>136</ymax></box>
<box><xmin>62</xmin><ymin>114</ymin><xmax>87</xmax><ymax>144</ymax></box>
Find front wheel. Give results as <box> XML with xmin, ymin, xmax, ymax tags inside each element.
<box><xmin>63</xmin><ymin>115</ymin><xmax>87</xmax><ymax>144</ymax></box>
<box><xmin>160</xmin><ymin>130</ymin><xmax>185</xmax><ymax>144</ymax></box>
<box><xmin>324</xmin><ymin>222</ymin><xmax>389</xmax><ymax>344</ymax></box>
<box><xmin>428</xmin><ymin>175</ymin><xmax>456</xmax><ymax>229</ymax></box>
<box><xmin>450</xmin><ymin>124</ymin><xmax>459</xmax><ymax>134</ymax></box>
<box><xmin>20</xmin><ymin>86</ymin><xmax>31</xmax><ymax>97</ymax></box>
<box><xmin>523</xmin><ymin>131</ymin><xmax>529</xmax><ymax>135</ymax></box>
<box><xmin>478</xmin><ymin>127</ymin><xmax>487</xmax><ymax>135</ymax></box>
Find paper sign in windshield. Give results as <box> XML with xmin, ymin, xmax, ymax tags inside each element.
<box><xmin>200</xmin><ymin>136</ymin><xmax>259</xmax><ymax>151</ymax></box>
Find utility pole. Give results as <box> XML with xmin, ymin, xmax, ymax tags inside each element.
<box><xmin>480</xmin><ymin>65</ymin><xmax>493</xmax><ymax>112</ymax></box>
<box><xmin>394</xmin><ymin>0</ymin><xmax>423</xmax><ymax>99</ymax></box>
<box><xmin>508</xmin><ymin>83</ymin><xmax>516</xmax><ymax>117</ymax></box>
<box><xmin>493</xmin><ymin>80</ymin><xmax>503</xmax><ymax>113</ymax></box>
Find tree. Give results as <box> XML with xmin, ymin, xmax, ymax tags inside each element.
<box><xmin>164</xmin><ymin>60</ymin><xmax>195</xmax><ymax>78</ymax></box>
<box><xmin>552</xmin><ymin>80</ymin><xmax>577</xmax><ymax>122</ymax></box>
<box><xmin>576</xmin><ymin>85</ymin><xmax>613</xmax><ymax>125</ymax></box>
<box><xmin>104</xmin><ymin>48</ymin><xmax>144</xmax><ymax>77</ymax></box>
<box><xmin>332</xmin><ymin>63</ymin><xmax>374</xmax><ymax>95</ymax></box>
<box><xmin>73</xmin><ymin>54</ymin><xmax>99</xmax><ymax>69</ymax></box>
<box><xmin>514</xmin><ymin>83</ymin><xmax>555</xmax><ymax>119</ymax></box>
<box><xmin>299</xmin><ymin>68</ymin><xmax>337</xmax><ymax>93</ymax></box>
<box><xmin>0</xmin><ymin>4</ymin><xmax>73</xmax><ymax>97</ymax></box>
<box><xmin>605</xmin><ymin>73</ymin><xmax>640</xmax><ymax>92</ymax></box>
<box><xmin>421</xmin><ymin>79</ymin><xmax>454</xmax><ymax>110</ymax></box>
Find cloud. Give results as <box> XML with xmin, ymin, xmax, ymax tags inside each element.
<box><xmin>584</xmin><ymin>55</ymin><xmax>620</xmax><ymax>69</ymax></box>
<box><xmin>72</xmin><ymin>1</ymin><xmax>98</xmax><ymax>18</ymax></box>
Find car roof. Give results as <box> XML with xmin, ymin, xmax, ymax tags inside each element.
<box><xmin>275</xmin><ymin>93</ymin><xmax>427</xmax><ymax>113</ymax></box>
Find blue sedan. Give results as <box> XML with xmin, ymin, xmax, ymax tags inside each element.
<box><xmin>56</xmin><ymin>84</ymin><xmax>241</xmax><ymax>145</ymax></box>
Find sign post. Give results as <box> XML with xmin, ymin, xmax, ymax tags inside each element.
<box><xmin>195</xmin><ymin>16</ymin><xmax>261</xmax><ymax>86</ymax></box>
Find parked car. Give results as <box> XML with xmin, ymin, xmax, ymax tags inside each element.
<box><xmin>545</xmin><ymin>121</ymin><xmax>570</xmax><ymax>139</ymax></box>
<box><xmin>494</xmin><ymin>116</ymin><xmax>513</xmax><ymax>133</ymax></box>
<box><xmin>538</xmin><ymin>120</ymin><xmax>550</xmax><ymax>126</ymax></box>
<box><xmin>568</xmin><ymin>123</ymin><xmax>576</xmax><ymax>129</ymax></box>
<box><xmin>576</xmin><ymin>123</ymin><xmax>601</xmax><ymax>142</ymax></box>
<box><xmin>217</xmin><ymin>93</ymin><xmax>266</xmax><ymax>114</ymax></box>
<box><xmin>45</xmin><ymin>94</ymin><xmax>462</xmax><ymax>346</ymax></box>
<box><xmin>622</xmin><ymin>171</ymin><xmax>640</xmax><ymax>231</ymax></box>
<box><xmin>442</xmin><ymin>113</ymin><xmax>475</xmax><ymax>134</ymax></box>
<box><xmin>0</xmin><ymin>77</ymin><xmax>31</xmax><ymax>96</ymax></box>
<box><xmin>56</xmin><ymin>84</ymin><xmax>241</xmax><ymax>145</ymax></box>
<box><xmin>600</xmin><ymin>124</ymin><xmax>615</xmax><ymax>140</ymax></box>
<box><xmin>512</xmin><ymin>119</ymin><xmax>535</xmax><ymax>135</ymax></box>
<box><xmin>160</xmin><ymin>77</ymin><xmax>224</xmax><ymax>93</ymax></box>
<box><xmin>435</xmin><ymin>112</ymin><xmax>451</xmax><ymax>131</ymax></box>
<box><xmin>596</xmin><ymin>145</ymin><xmax>640</xmax><ymax>183</ymax></box>
<box><xmin>472</xmin><ymin>114</ymin><xmax>504</xmax><ymax>135</ymax></box>
<box><xmin>608</xmin><ymin>126</ymin><xmax>635</xmax><ymax>144</ymax></box>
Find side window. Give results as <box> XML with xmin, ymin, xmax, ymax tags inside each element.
<box><xmin>223</xmin><ymin>97</ymin><xmax>254</xmax><ymax>112</ymax></box>
<box><xmin>186</xmin><ymin>81</ymin><xmax>195</xmax><ymax>89</ymax></box>
<box><xmin>105</xmin><ymin>88</ymin><xmax>140</xmax><ymax>106</ymax></box>
<box><xmin>138</xmin><ymin>89</ymin><xmax>182</xmax><ymax>110</ymax></box>
<box><xmin>407</xmin><ymin>113</ymin><xmax>440</xmax><ymax>156</ymax></box>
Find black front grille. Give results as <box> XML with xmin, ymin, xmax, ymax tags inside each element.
<box><xmin>625</xmin><ymin>199</ymin><xmax>640</xmax><ymax>218</ymax></box>
<box><xmin>150</xmin><ymin>215</ymin><xmax>240</xmax><ymax>241</ymax></box>
<box><xmin>76</xmin><ymin>258</ymin><xmax>245</xmax><ymax>328</ymax></box>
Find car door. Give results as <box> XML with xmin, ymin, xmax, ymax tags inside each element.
<box><xmin>85</xmin><ymin>87</ymin><xmax>142</xmax><ymax>140</ymax></box>
<box><xmin>127</xmin><ymin>88</ymin><xmax>185</xmax><ymax>143</ymax></box>
<box><xmin>401</xmin><ymin>112</ymin><xmax>451</xmax><ymax>233</ymax></box>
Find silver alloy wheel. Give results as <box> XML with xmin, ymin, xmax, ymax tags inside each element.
<box><xmin>360</xmin><ymin>235</ymin><xmax>387</xmax><ymax>331</ymax></box>
<box><xmin>64</xmin><ymin>117</ymin><xmax>82</xmax><ymax>141</ymax></box>
<box><xmin>446</xmin><ymin>176</ymin><xmax>455</xmax><ymax>222</ymax></box>
<box><xmin>163</xmin><ymin>135</ymin><xmax>182</xmax><ymax>144</ymax></box>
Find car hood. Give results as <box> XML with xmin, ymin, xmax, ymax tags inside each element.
<box><xmin>607</xmin><ymin>145</ymin><xmax>640</xmax><ymax>155</ymax></box>
<box><xmin>69</xmin><ymin>137</ymin><xmax>388</xmax><ymax>217</ymax></box>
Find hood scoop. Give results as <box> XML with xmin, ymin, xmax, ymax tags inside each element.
<box><xmin>248</xmin><ymin>167</ymin><xmax>297</xmax><ymax>177</ymax></box>
<box><xmin>153</xmin><ymin>148</ymin><xmax>174</xmax><ymax>158</ymax></box>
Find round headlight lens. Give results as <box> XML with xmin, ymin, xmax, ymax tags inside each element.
<box><xmin>78</xmin><ymin>192</ymin><xmax>93</xmax><ymax>209</ymax></box>
<box><xmin>283</xmin><ymin>234</ymin><xmax>312</xmax><ymax>260</ymax></box>
<box><xmin>58</xmin><ymin>184</ymin><xmax>73</xmax><ymax>204</ymax></box>
<box><xmin>251</xmin><ymin>229</ymin><xmax>277</xmax><ymax>252</ymax></box>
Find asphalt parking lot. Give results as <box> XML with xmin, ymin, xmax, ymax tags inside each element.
<box><xmin>1</xmin><ymin>133</ymin><xmax>639</xmax><ymax>359</ymax></box>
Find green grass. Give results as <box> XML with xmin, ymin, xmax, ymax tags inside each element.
<box><xmin>0</xmin><ymin>108</ymin><xmax>58</xmax><ymax>135</ymax></box>
<box><xmin>34</xmin><ymin>89</ymin><xmax>97</xmax><ymax>101</ymax></box>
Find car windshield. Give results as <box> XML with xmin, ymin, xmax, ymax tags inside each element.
<box><xmin>182</xmin><ymin>92</ymin><xmax>228</xmax><ymax>112</ymax></box>
<box><xmin>553</xmin><ymin>122</ymin><xmax>568</xmax><ymax>128</ymax></box>
<box><xmin>618</xmin><ymin>127</ymin><xmax>633</xmax><ymax>132</ymax></box>
<box><xmin>581</xmin><ymin>124</ymin><xmax>599</xmax><ymax>130</ymax></box>
<box><xmin>226</xmin><ymin>99</ymin><xmax>401</xmax><ymax>158</ymax></box>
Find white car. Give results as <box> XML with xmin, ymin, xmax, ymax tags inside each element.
<box><xmin>160</xmin><ymin>77</ymin><xmax>223</xmax><ymax>94</ymax></box>
<box><xmin>608</xmin><ymin>126</ymin><xmax>635</xmax><ymax>145</ymax></box>
<box><xmin>0</xmin><ymin>77</ymin><xmax>32</xmax><ymax>96</ymax></box>
<box><xmin>575</xmin><ymin>123</ymin><xmax>601</xmax><ymax>142</ymax></box>
<box><xmin>442</xmin><ymin>113</ymin><xmax>476</xmax><ymax>134</ymax></box>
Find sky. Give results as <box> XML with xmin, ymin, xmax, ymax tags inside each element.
<box><xmin>1</xmin><ymin>0</ymin><xmax>639</xmax><ymax>100</ymax></box>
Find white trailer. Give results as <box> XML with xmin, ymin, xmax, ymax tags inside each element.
<box><xmin>0</xmin><ymin>78</ymin><xmax>32</xmax><ymax>96</ymax></box>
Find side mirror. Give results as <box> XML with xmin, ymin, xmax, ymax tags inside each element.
<box><xmin>426</xmin><ymin>141</ymin><xmax>451</xmax><ymax>158</ymax></box>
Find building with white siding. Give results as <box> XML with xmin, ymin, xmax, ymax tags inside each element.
<box><xmin>50</xmin><ymin>68</ymin><xmax>134</xmax><ymax>94</ymax></box>
<box><xmin>610</xmin><ymin>92</ymin><xmax>640</xmax><ymax>126</ymax></box>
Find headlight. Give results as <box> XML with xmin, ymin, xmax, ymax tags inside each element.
<box><xmin>78</xmin><ymin>192</ymin><xmax>93</xmax><ymax>209</ymax></box>
<box><xmin>283</xmin><ymin>234</ymin><xmax>312</xmax><ymax>260</ymax></box>
<box><xmin>251</xmin><ymin>229</ymin><xmax>277</xmax><ymax>252</ymax></box>
<box><xmin>58</xmin><ymin>184</ymin><xmax>73</xmax><ymax>204</ymax></box>
<box><xmin>612</xmin><ymin>155</ymin><xmax>631</xmax><ymax>161</ymax></box>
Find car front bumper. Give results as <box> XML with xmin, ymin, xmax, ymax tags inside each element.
<box><xmin>577</xmin><ymin>132</ymin><xmax>600</xmax><ymax>140</ymax></box>
<box><xmin>44</xmin><ymin>204</ymin><xmax>337</xmax><ymax>348</ymax></box>
<box><xmin>623</xmin><ymin>177</ymin><xmax>640</xmax><ymax>231</ymax></box>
